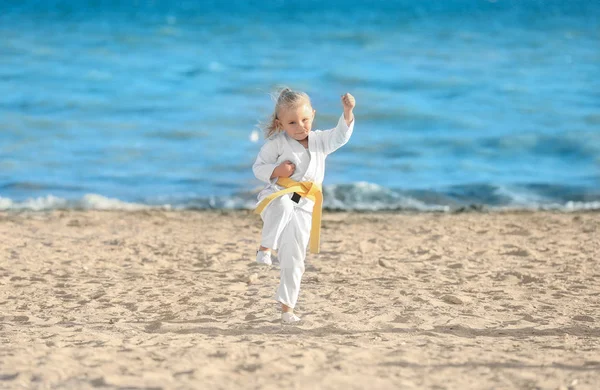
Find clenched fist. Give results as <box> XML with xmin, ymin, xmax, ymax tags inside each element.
<box><xmin>341</xmin><ymin>93</ymin><xmax>356</xmax><ymax>111</ymax></box>
<box><xmin>341</xmin><ymin>93</ymin><xmax>355</xmax><ymax>125</ymax></box>
<box><xmin>271</xmin><ymin>160</ymin><xmax>295</xmax><ymax>179</ymax></box>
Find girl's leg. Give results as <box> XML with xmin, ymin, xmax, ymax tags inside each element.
<box><xmin>274</xmin><ymin>208</ymin><xmax>312</xmax><ymax>315</ymax></box>
<box><xmin>259</xmin><ymin>196</ymin><xmax>295</xmax><ymax>252</ymax></box>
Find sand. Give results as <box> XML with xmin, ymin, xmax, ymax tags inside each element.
<box><xmin>1</xmin><ymin>210</ymin><xmax>599</xmax><ymax>389</ymax></box>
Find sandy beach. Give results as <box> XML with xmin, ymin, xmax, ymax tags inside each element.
<box><xmin>1</xmin><ymin>210</ymin><xmax>599</xmax><ymax>389</ymax></box>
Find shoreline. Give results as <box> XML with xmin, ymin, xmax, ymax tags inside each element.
<box><xmin>1</xmin><ymin>206</ymin><xmax>600</xmax><ymax>216</ymax></box>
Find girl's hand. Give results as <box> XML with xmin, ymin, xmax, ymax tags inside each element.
<box><xmin>341</xmin><ymin>93</ymin><xmax>355</xmax><ymax>124</ymax></box>
<box><xmin>274</xmin><ymin>160</ymin><xmax>295</xmax><ymax>178</ymax></box>
<box><xmin>341</xmin><ymin>93</ymin><xmax>356</xmax><ymax>112</ymax></box>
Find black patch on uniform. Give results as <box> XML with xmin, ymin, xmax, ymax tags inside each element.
<box><xmin>291</xmin><ymin>192</ymin><xmax>301</xmax><ymax>203</ymax></box>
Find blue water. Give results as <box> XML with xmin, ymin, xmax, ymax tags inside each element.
<box><xmin>1</xmin><ymin>0</ymin><xmax>599</xmax><ymax>211</ymax></box>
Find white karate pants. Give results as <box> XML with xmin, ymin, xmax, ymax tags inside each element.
<box><xmin>260</xmin><ymin>195</ymin><xmax>312</xmax><ymax>309</ymax></box>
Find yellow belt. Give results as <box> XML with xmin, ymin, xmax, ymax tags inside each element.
<box><xmin>254</xmin><ymin>177</ymin><xmax>323</xmax><ymax>254</ymax></box>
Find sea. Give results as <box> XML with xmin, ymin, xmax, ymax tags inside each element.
<box><xmin>1</xmin><ymin>0</ymin><xmax>599</xmax><ymax>212</ymax></box>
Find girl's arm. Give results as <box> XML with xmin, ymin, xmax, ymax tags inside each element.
<box><xmin>316</xmin><ymin>93</ymin><xmax>356</xmax><ymax>155</ymax></box>
<box><xmin>252</xmin><ymin>139</ymin><xmax>280</xmax><ymax>183</ymax></box>
<box><xmin>342</xmin><ymin>93</ymin><xmax>355</xmax><ymax>126</ymax></box>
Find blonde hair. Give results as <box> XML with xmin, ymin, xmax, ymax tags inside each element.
<box><xmin>261</xmin><ymin>87</ymin><xmax>312</xmax><ymax>139</ymax></box>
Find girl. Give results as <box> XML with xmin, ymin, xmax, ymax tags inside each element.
<box><xmin>252</xmin><ymin>87</ymin><xmax>356</xmax><ymax>323</ymax></box>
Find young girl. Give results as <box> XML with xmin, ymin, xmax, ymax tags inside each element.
<box><xmin>252</xmin><ymin>87</ymin><xmax>356</xmax><ymax>323</ymax></box>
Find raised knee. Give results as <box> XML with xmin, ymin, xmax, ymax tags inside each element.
<box><xmin>263</xmin><ymin>196</ymin><xmax>294</xmax><ymax>217</ymax></box>
<box><xmin>278</xmin><ymin>196</ymin><xmax>295</xmax><ymax>215</ymax></box>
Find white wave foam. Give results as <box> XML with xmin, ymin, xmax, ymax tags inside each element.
<box><xmin>495</xmin><ymin>202</ymin><xmax>600</xmax><ymax>212</ymax></box>
<box><xmin>79</xmin><ymin>194</ymin><xmax>157</xmax><ymax>211</ymax></box>
<box><xmin>0</xmin><ymin>197</ymin><xmax>14</xmax><ymax>210</ymax></box>
<box><xmin>493</xmin><ymin>185</ymin><xmax>550</xmax><ymax>205</ymax></box>
<box><xmin>0</xmin><ymin>195</ymin><xmax>67</xmax><ymax>211</ymax></box>
<box><xmin>0</xmin><ymin>194</ymin><xmax>170</xmax><ymax>211</ymax></box>
<box><xmin>564</xmin><ymin>201</ymin><xmax>600</xmax><ymax>211</ymax></box>
<box><xmin>492</xmin><ymin>186</ymin><xmax>600</xmax><ymax>211</ymax></box>
<box><xmin>324</xmin><ymin>182</ymin><xmax>450</xmax><ymax>212</ymax></box>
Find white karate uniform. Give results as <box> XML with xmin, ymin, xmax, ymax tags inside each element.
<box><xmin>252</xmin><ymin>114</ymin><xmax>355</xmax><ymax>308</ymax></box>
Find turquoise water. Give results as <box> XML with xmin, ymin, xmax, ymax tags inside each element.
<box><xmin>1</xmin><ymin>1</ymin><xmax>599</xmax><ymax>211</ymax></box>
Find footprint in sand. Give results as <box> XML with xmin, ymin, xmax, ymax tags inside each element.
<box><xmin>502</xmin><ymin>248</ymin><xmax>530</xmax><ymax>257</ymax></box>
<box><xmin>441</xmin><ymin>295</ymin><xmax>463</xmax><ymax>305</ymax></box>
<box><xmin>0</xmin><ymin>373</ymin><xmax>19</xmax><ymax>382</ymax></box>
<box><xmin>572</xmin><ymin>315</ymin><xmax>594</xmax><ymax>323</ymax></box>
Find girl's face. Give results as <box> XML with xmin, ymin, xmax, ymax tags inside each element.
<box><xmin>276</xmin><ymin>102</ymin><xmax>315</xmax><ymax>142</ymax></box>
